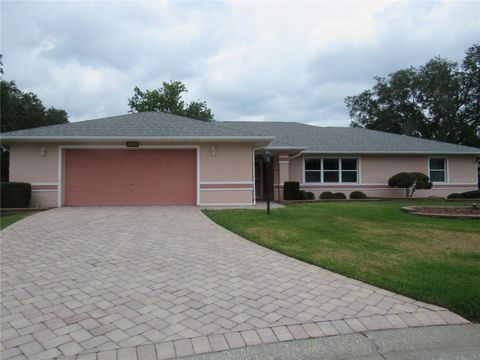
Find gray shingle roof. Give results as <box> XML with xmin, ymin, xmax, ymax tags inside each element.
<box><xmin>0</xmin><ymin>112</ymin><xmax>270</xmax><ymax>140</ymax></box>
<box><xmin>222</xmin><ymin>121</ymin><xmax>480</xmax><ymax>154</ymax></box>
<box><xmin>1</xmin><ymin>112</ymin><xmax>478</xmax><ymax>154</ymax></box>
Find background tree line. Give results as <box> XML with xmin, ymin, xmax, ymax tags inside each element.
<box><xmin>345</xmin><ymin>44</ymin><xmax>479</xmax><ymax>147</ymax></box>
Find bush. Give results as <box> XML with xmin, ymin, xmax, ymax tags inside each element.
<box><xmin>388</xmin><ymin>172</ymin><xmax>433</xmax><ymax>197</ymax></box>
<box><xmin>388</xmin><ymin>172</ymin><xmax>416</xmax><ymax>188</ymax></box>
<box><xmin>284</xmin><ymin>182</ymin><xmax>300</xmax><ymax>200</ymax></box>
<box><xmin>460</xmin><ymin>190</ymin><xmax>480</xmax><ymax>199</ymax></box>
<box><xmin>334</xmin><ymin>192</ymin><xmax>346</xmax><ymax>199</ymax></box>
<box><xmin>350</xmin><ymin>191</ymin><xmax>367</xmax><ymax>199</ymax></box>
<box><xmin>319</xmin><ymin>191</ymin><xmax>336</xmax><ymax>199</ymax></box>
<box><xmin>298</xmin><ymin>190</ymin><xmax>307</xmax><ymax>200</ymax></box>
<box><xmin>305</xmin><ymin>191</ymin><xmax>315</xmax><ymax>200</ymax></box>
<box><xmin>447</xmin><ymin>193</ymin><xmax>462</xmax><ymax>199</ymax></box>
<box><xmin>1</xmin><ymin>182</ymin><xmax>32</xmax><ymax>208</ymax></box>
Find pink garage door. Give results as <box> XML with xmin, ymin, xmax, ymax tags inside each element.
<box><xmin>64</xmin><ymin>149</ymin><xmax>197</xmax><ymax>206</ymax></box>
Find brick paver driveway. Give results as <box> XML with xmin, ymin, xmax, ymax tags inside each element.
<box><xmin>1</xmin><ymin>207</ymin><xmax>468</xmax><ymax>360</ymax></box>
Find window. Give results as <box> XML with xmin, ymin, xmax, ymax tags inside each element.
<box><xmin>304</xmin><ymin>158</ymin><xmax>358</xmax><ymax>183</ymax></box>
<box><xmin>323</xmin><ymin>159</ymin><xmax>339</xmax><ymax>182</ymax></box>
<box><xmin>341</xmin><ymin>159</ymin><xmax>358</xmax><ymax>183</ymax></box>
<box><xmin>429</xmin><ymin>158</ymin><xmax>447</xmax><ymax>182</ymax></box>
<box><xmin>305</xmin><ymin>159</ymin><xmax>321</xmax><ymax>183</ymax></box>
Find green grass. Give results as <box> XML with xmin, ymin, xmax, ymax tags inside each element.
<box><xmin>204</xmin><ymin>200</ymin><xmax>480</xmax><ymax>322</ymax></box>
<box><xmin>0</xmin><ymin>211</ymin><xmax>38</xmax><ymax>230</ymax></box>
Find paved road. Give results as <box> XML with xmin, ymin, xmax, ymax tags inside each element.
<box><xmin>0</xmin><ymin>207</ymin><xmax>469</xmax><ymax>359</ymax></box>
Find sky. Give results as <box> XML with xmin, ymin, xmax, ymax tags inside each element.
<box><xmin>1</xmin><ymin>1</ymin><xmax>479</xmax><ymax>126</ymax></box>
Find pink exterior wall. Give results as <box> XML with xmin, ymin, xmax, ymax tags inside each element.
<box><xmin>199</xmin><ymin>143</ymin><xmax>254</xmax><ymax>204</ymax></box>
<box><xmin>9</xmin><ymin>143</ymin><xmax>59</xmax><ymax>208</ymax></box>
<box><xmin>7</xmin><ymin>142</ymin><xmax>255</xmax><ymax>207</ymax></box>
<box><xmin>288</xmin><ymin>155</ymin><xmax>478</xmax><ymax>199</ymax></box>
<box><xmin>8</xmin><ymin>141</ymin><xmax>478</xmax><ymax>207</ymax></box>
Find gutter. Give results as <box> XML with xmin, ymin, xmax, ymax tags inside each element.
<box><xmin>302</xmin><ymin>150</ymin><xmax>480</xmax><ymax>155</ymax></box>
<box><xmin>0</xmin><ymin>135</ymin><xmax>275</xmax><ymax>143</ymax></box>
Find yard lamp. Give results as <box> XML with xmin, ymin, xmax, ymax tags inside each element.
<box><xmin>264</xmin><ymin>150</ymin><xmax>272</xmax><ymax>214</ymax></box>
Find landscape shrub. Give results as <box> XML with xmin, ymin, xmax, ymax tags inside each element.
<box><xmin>283</xmin><ymin>182</ymin><xmax>300</xmax><ymax>200</ymax></box>
<box><xmin>334</xmin><ymin>192</ymin><xmax>347</xmax><ymax>199</ymax></box>
<box><xmin>305</xmin><ymin>191</ymin><xmax>315</xmax><ymax>200</ymax></box>
<box><xmin>460</xmin><ymin>190</ymin><xmax>480</xmax><ymax>199</ymax></box>
<box><xmin>298</xmin><ymin>190</ymin><xmax>307</xmax><ymax>200</ymax></box>
<box><xmin>447</xmin><ymin>193</ymin><xmax>462</xmax><ymax>199</ymax></box>
<box><xmin>350</xmin><ymin>191</ymin><xmax>367</xmax><ymax>199</ymax></box>
<box><xmin>1</xmin><ymin>182</ymin><xmax>32</xmax><ymax>208</ymax></box>
<box><xmin>319</xmin><ymin>191</ymin><xmax>336</xmax><ymax>199</ymax></box>
<box><xmin>388</xmin><ymin>172</ymin><xmax>433</xmax><ymax>197</ymax></box>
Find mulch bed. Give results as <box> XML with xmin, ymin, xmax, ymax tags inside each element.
<box><xmin>402</xmin><ymin>206</ymin><xmax>480</xmax><ymax>219</ymax></box>
<box><xmin>413</xmin><ymin>207</ymin><xmax>480</xmax><ymax>215</ymax></box>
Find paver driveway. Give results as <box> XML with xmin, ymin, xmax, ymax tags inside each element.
<box><xmin>1</xmin><ymin>207</ymin><xmax>468</xmax><ymax>360</ymax></box>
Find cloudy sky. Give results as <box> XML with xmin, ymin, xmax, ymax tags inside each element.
<box><xmin>1</xmin><ymin>1</ymin><xmax>479</xmax><ymax>126</ymax></box>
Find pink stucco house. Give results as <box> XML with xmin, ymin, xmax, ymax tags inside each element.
<box><xmin>2</xmin><ymin>112</ymin><xmax>479</xmax><ymax>207</ymax></box>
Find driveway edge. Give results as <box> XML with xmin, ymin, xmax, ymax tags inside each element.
<box><xmin>57</xmin><ymin>311</ymin><xmax>469</xmax><ymax>359</ymax></box>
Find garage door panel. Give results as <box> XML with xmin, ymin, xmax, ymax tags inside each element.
<box><xmin>64</xmin><ymin>149</ymin><xmax>197</xmax><ymax>206</ymax></box>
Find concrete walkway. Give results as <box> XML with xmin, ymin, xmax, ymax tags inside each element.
<box><xmin>0</xmin><ymin>207</ymin><xmax>469</xmax><ymax>360</ymax></box>
<box><xmin>188</xmin><ymin>324</ymin><xmax>480</xmax><ymax>360</ymax></box>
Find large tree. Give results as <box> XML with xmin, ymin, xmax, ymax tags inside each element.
<box><xmin>128</xmin><ymin>80</ymin><xmax>214</xmax><ymax>122</ymax></box>
<box><xmin>345</xmin><ymin>44</ymin><xmax>480</xmax><ymax>147</ymax></box>
<box><xmin>1</xmin><ymin>68</ymin><xmax>69</xmax><ymax>181</ymax></box>
<box><xmin>1</xmin><ymin>80</ymin><xmax>69</xmax><ymax>133</ymax></box>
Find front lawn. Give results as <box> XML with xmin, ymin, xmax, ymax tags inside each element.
<box><xmin>0</xmin><ymin>211</ymin><xmax>39</xmax><ymax>230</ymax></box>
<box><xmin>204</xmin><ymin>200</ymin><xmax>480</xmax><ymax>322</ymax></box>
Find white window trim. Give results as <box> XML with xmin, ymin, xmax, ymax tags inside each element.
<box><xmin>428</xmin><ymin>156</ymin><xmax>449</xmax><ymax>184</ymax></box>
<box><xmin>302</xmin><ymin>156</ymin><xmax>360</xmax><ymax>185</ymax></box>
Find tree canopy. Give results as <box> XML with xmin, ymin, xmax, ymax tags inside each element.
<box><xmin>345</xmin><ymin>44</ymin><xmax>480</xmax><ymax>147</ymax></box>
<box><xmin>1</xmin><ymin>80</ymin><xmax>69</xmax><ymax>133</ymax></box>
<box><xmin>1</xmin><ymin>58</ymin><xmax>69</xmax><ymax>181</ymax></box>
<box><xmin>128</xmin><ymin>80</ymin><xmax>214</xmax><ymax>122</ymax></box>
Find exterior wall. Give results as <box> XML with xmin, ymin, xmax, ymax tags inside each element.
<box><xmin>199</xmin><ymin>143</ymin><xmax>254</xmax><ymax>205</ymax></box>
<box><xmin>286</xmin><ymin>154</ymin><xmax>478</xmax><ymax>199</ymax></box>
<box><xmin>8</xmin><ymin>142</ymin><xmax>255</xmax><ymax>207</ymax></box>
<box><xmin>9</xmin><ymin>143</ymin><xmax>59</xmax><ymax>208</ymax></box>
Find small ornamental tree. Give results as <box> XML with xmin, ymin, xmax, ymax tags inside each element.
<box><xmin>388</xmin><ymin>172</ymin><xmax>433</xmax><ymax>198</ymax></box>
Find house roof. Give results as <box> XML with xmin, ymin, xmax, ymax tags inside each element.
<box><xmin>0</xmin><ymin>112</ymin><xmax>273</xmax><ymax>142</ymax></box>
<box><xmin>1</xmin><ymin>111</ymin><xmax>478</xmax><ymax>155</ymax></box>
<box><xmin>221</xmin><ymin>121</ymin><xmax>480</xmax><ymax>155</ymax></box>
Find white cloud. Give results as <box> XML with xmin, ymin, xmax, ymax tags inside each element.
<box><xmin>1</xmin><ymin>0</ymin><xmax>477</xmax><ymax>124</ymax></box>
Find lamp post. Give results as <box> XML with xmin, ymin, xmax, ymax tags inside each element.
<box><xmin>264</xmin><ymin>150</ymin><xmax>272</xmax><ymax>214</ymax></box>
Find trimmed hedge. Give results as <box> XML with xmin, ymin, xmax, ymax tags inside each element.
<box><xmin>298</xmin><ymin>190</ymin><xmax>307</xmax><ymax>200</ymax></box>
<box><xmin>447</xmin><ymin>191</ymin><xmax>480</xmax><ymax>199</ymax></box>
<box><xmin>1</xmin><ymin>182</ymin><xmax>32</xmax><ymax>208</ymax></box>
<box><xmin>305</xmin><ymin>191</ymin><xmax>315</xmax><ymax>200</ymax></box>
<box><xmin>284</xmin><ymin>182</ymin><xmax>300</xmax><ymax>200</ymax></box>
<box><xmin>319</xmin><ymin>191</ymin><xmax>336</xmax><ymax>199</ymax></box>
<box><xmin>350</xmin><ymin>191</ymin><xmax>367</xmax><ymax>199</ymax></box>
<box><xmin>460</xmin><ymin>190</ymin><xmax>480</xmax><ymax>199</ymax></box>
<box><xmin>334</xmin><ymin>192</ymin><xmax>347</xmax><ymax>199</ymax></box>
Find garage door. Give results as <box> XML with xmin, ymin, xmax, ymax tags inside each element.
<box><xmin>64</xmin><ymin>149</ymin><xmax>197</xmax><ymax>206</ymax></box>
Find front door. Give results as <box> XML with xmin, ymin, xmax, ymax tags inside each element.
<box><xmin>255</xmin><ymin>159</ymin><xmax>263</xmax><ymax>199</ymax></box>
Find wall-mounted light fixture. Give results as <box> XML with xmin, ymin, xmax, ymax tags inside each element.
<box><xmin>39</xmin><ymin>147</ymin><xmax>47</xmax><ymax>156</ymax></box>
<box><xmin>211</xmin><ymin>145</ymin><xmax>216</xmax><ymax>156</ymax></box>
